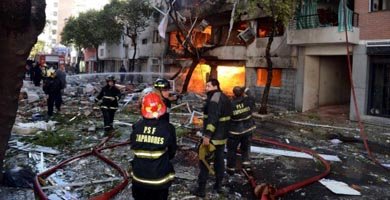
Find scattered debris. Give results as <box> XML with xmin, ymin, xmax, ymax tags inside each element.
<box><xmin>319</xmin><ymin>179</ymin><xmax>361</xmax><ymax>195</ymax></box>
<box><xmin>250</xmin><ymin>146</ymin><xmax>342</xmax><ymax>162</ymax></box>
<box><xmin>290</xmin><ymin>121</ymin><xmax>359</xmax><ymax>131</ymax></box>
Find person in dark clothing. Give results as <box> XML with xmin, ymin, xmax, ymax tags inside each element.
<box><xmin>95</xmin><ymin>75</ymin><xmax>121</xmax><ymax>132</ymax></box>
<box><xmin>55</xmin><ymin>65</ymin><xmax>67</xmax><ymax>105</ymax></box>
<box><xmin>32</xmin><ymin>63</ymin><xmax>42</xmax><ymax>86</ymax></box>
<box><xmin>226</xmin><ymin>86</ymin><xmax>256</xmax><ymax>175</ymax></box>
<box><xmin>42</xmin><ymin>68</ymin><xmax>62</xmax><ymax>117</ymax></box>
<box><xmin>192</xmin><ymin>79</ymin><xmax>232</xmax><ymax>197</ymax></box>
<box><xmin>130</xmin><ymin>89</ymin><xmax>177</xmax><ymax>200</ymax></box>
<box><xmin>119</xmin><ymin>64</ymin><xmax>126</xmax><ymax>83</ymax></box>
<box><xmin>154</xmin><ymin>78</ymin><xmax>178</xmax><ymax>122</ymax></box>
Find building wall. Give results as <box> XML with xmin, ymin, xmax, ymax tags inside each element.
<box><xmin>57</xmin><ymin>0</ymin><xmax>73</xmax><ymax>43</ymax></box>
<box><xmin>249</xmin><ymin>68</ymin><xmax>296</xmax><ymax>110</ymax></box>
<box><xmin>355</xmin><ymin>1</ymin><xmax>390</xmax><ymax>40</ymax></box>
<box><xmin>351</xmin><ymin>43</ymin><xmax>390</xmax><ymax>125</ymax></box>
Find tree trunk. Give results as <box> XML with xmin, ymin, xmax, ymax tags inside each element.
<box><xmin>181</xmin><ymin>58</ymin><xmax>199</xmax><ymax>94</ymax></box>
<box><xmin>94</xmin><ymin>45</ymin><xmax>100</xmax><ymax>72</ymax></box>
<box><xmin>0</xmin><ymin>0</ymin><xmax>45</xmax><ymax>183</ymax></box>
<box><xmin>259</xmin><ymin>20</ymin><xmax>276</xmax><ymax>114</ymax></box>
<box><xmin>130</xmin><ymin>36</ymin><xmax>137</xmax><ymax>72</ymax></box>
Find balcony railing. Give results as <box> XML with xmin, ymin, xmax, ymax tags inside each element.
<box><xmin>289</xmin><ymin>12</ymin><xmax>359</xmax><ymax>30</ymax></box>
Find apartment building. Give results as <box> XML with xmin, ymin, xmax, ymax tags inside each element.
<box><xmin>351</xmin><ymin>0</ymin><xmax>390</xmax><ymax>124</ymax></box>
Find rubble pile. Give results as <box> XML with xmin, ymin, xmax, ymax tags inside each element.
<box><xmin>3</xmin><ymin>74</ymin><xmax>390</xmax><ymax>199</ymax></box>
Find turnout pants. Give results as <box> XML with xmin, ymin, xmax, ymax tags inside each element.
<box><xmin>198</xmin><ymin>144</ymin><xmax>225</xmax><ymax>190</ymax></box>
<box><xmin>226</xmin><ymin>133</ymin><xmax>252</xmax><ymax>171</ymax></box>
<box><xmin>47</xmin><ymin>93</ymin><xmax>62</xmax><ymax>116</ymax></box>
<box><xmin>132</xmin><ymin>184</ymin><xmax>169</xmax><ymax>200</ymax></box>
<box><xmin>101</xmin><ymin>109</ymin><xmax>116</xmax><ymax>131</ymax></box>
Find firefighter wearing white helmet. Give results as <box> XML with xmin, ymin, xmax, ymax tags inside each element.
<box><xmin>42</xmin><ymin>68</ymin><xmax>62</xmax><ymax>117</ymax></box>
<box><xmin>130</xmin><ymin>88</ymin><xmax>177</xmax><ymax>200</ymax></box>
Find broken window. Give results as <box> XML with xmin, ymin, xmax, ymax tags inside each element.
<box><xmin>212</xmin><ymin>22</ymin><xmax>247</xmax><ymax>46</ymax></box>
<box><xmin>257</xmin><ymin>17</ymin><xmax>284</xmax><ymax>38</ymax></box>
<box><xmin>169</xmin><ymin>31</ymin><xmax>185</xmax><ymax>54</ymax></box>
<box><xmin>169</xmin><ymin>27</ymin><xmax>212</xmax><ymax>54</ymax></box>
<box><xmin>370</xmin><ymin>0</ymin><xmax>390</xmax><ymax>11</ymax></box>
<box><xmin>368</xmin><ymin>56</ymin><xmax>390</xmax><ymax>117</ymax></box>
<box><xmin>256</xmin><ymin>68</ymin><xmax>282</xmax><ymax>87</ymax></box>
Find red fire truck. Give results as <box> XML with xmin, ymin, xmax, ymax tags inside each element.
<box><xmin>36</xmin><ymin>54</ymin><xmax>65</xmax><ymax>69</ymax></box>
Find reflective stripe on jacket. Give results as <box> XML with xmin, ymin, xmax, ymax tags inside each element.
<box><xmin>203</xmin><ymin>90</ymin><xmax>232</xmax><ymax>145</ymax></box>
<box><xmin>130</xmin><ymin>119</ymin><xmax>177</xmax><ymax>189</ymax></box>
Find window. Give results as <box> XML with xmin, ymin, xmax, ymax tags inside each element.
<box><xmin>53</xmin><ymin>11</ymin><xmax>57</xmax><ymax>16</ymax></box>
<box><xmin>52</xmin><ymin>30</ymin><xmax>57</xmax><ymax>35</ymax></box>
<box><xmin>257</xmin><ymin>17</ymin><xmax>284</xmax><ymax>38</ymax></box>
<box><xmin>151</xmin><ymin>58</ymin><xmax>160</xmax><ymax>72</ymax></box>
<box><xmin>51</xmin><ymin>39</ymin><xmax>56</xmax><ymax>44</ymax></box>
<box><xmin>153</xmin><ymin>30</ymin><xmax>161</xmax><ymax>43</ymax></box>
<box><xmin>100</xmin><ymin>49</ymin><xmax>104</xmax><ymax>57</ymax></box>
<box><xmin>370</xmin><ymin>0</ymin><xmax>390</xmax><ymax>11</ymax></box>
<box><xmin>52</xmin><ymin>20</ymin><xmax>57</xmax><ymax>26</ymax></box>
<box><xmin>54</xmin><ymin>2</ymin><xmax>58</xmax><ymax>7</ymax></box>
<box><xmin>256</xmin><ymin>68</ymin><xmax>282</xmax><ymax>87</ymax></box>
<box><xmin>368</xmin><ymin>56</ymin><xmax>390</xmax><ymax>117</ymax></box>
<box><xmin>142</xmin><ymin>39</ymin><xmax>148</xmax><ymax>44</ymax></box>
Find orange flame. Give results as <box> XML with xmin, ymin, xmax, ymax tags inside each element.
<box><xmin>187</xmin><ymin>64</ymin><xmax>246</xmax><ymax>96</ymax></box>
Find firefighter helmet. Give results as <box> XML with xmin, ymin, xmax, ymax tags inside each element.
<box><xmin>46</xmin><ymin>68</ymin><xmax>56</xmax><ymax>78</ymax></box>
<box><xmin>141</xmin><ymin>90</ymin><xmax>167</xmax><ymax>119</ymax></box>
<box><xmin>154</xmin><ymin>78</ymin><xmax>171</xmax><ymax>90</ymax></box>
<box><xmin>233</xmin><ymin>86</ymin><xmax>244</xmax><ymax>97</ymax></box>
<box><xmin>106</xmin><ymin>75</ymin><xmax>115</xmax><ymax>82</ymax></box>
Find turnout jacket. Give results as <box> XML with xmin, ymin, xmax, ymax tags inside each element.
<box><xmin>43</xmin><ymin>77</ymin><xmax>62</xmax><ymax>95</ymax></box>
<box><xmin>130</xmin><ymin>119</ymin><xmax>177</xmax><ymax>189</ymax></box>
<box><xmin>203</xmin><ymin>90</ymin><xmax>232</xmax><ymax>145</ymax></box>
<box><xmin>230</xmin><ymin>94</ymin><xmax>256</xmax><ymax>135</ymax></box>
<box><xmin>95</xmin><ymin>85</ymin><xmax>121</xmax><ymax>110</ymax></box>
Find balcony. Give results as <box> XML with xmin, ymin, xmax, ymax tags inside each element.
<box><xmin>287</xmin><ymin>12</ymin><xmax>360</xmax><ymax>45</ymax></box>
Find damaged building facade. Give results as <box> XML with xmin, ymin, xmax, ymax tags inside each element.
<box><xmin>165</xmin><ymin>0</ymin><xmax>296</xmax><ymax>106</ymax></box>
<box><xmin>96</xmin><ymin>0</ymin><xmax>389</xmax><ymax>124</ymax></box>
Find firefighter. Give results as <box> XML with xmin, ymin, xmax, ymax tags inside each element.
<box><xmin>42</xmin><ymin>68</ymin><xmax>62</xmax><ymax>118</ymax></box>
<box><xmin>192</xmin><ymin>78</ymin><xmax>232</xmax><ymax>197</ymax></box>
<box><xmin>130</xmin><ymin>89</ymin><xmax>177</xmax><ymax>200</ymax></box>
<box><xmin>95</xmin><ymin>75</ymin><xmax>121</xmax><ymax>133</ymax></box>
<box><xmin>226</xmin><ymin>86</ymin><xmax>256</xmax><ymax>175</ymax></box>
<box><xmin>153</xmin><ymin>78</ymin><xmax>178</xmax><ymax>122</ymax></box>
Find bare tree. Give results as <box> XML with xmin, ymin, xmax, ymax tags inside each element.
<box><xmin>0</xmin><ymin>0</ymin><xmax>46</xmax><ymax>182</ymax></box>
<box><xmin>165</xmin><ymin>0</ymin><xmax>227</xmax><ymax>93</ymax></box>
<box><xmin>241</xmin><ymin>0</ymin><xmax>296</xmax><ymax>114</ymax></box>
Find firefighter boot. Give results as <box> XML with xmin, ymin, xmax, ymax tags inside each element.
<box><xmin>191</xmin><ymin>183</ymin><xmax>206</xmax><ymax>198</ymax></box>
<box><xmin>213</xmin><ymin>181</ymin><xmax>223</xmax><ymax>194</ymax></box>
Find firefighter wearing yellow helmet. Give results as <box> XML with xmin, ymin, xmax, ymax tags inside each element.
<box><xmin>130</xmin><ymin>88</ymin><xmax>177</xmax><ymax>200</ymax></box>
<box><xmin>42</xmin><ymin>68</ymin><xmax>62</xmax><ymax>117</ymax></box>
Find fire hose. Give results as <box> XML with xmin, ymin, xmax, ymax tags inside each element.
<box><xmin>243</xmin><ymin>137</ymin><xmax>331</xmax><ymax>200</ymax></box>
<box><xmin>33</xmin><ymin>132</ymin><xmax>131</xmax><ymax>200</ymax></box>
<box><xmin>341</xmin><ymin>1</ymin><xmax>388</xmax><ymax>171</ymax></box>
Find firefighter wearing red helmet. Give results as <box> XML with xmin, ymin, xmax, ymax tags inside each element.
<box><xmin>130</xmin><ymin>89</ymin><xmax>177</xmax><ymax>200</ymax></box>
